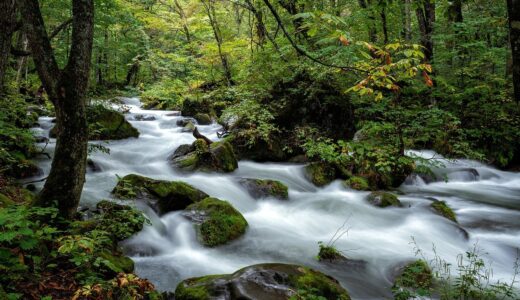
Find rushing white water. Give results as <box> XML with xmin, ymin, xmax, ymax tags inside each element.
<box><xmin>31</xmin><ymin>98</ymin><xmax>520</xmax><ymax>299</ymax></box>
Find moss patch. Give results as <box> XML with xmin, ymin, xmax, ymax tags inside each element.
<box><xmin>194</xmin><ymin>113</ymin><xmax>212</xmax><ymax>125</ymax></box>
<box><xmin>431</xmin><ymin>200</ymin><xmax>457</xmax><ymax>223</ymax></box>
<box><xmin>292</xmin><ymin>266</ymin><xmax>351</xmax><ymax>300</ymax></box>
<box><xmin>171</xmin><ymin>140</ymin><xmax>238</xmax><ymax>173</ymax></box>
<box><xmin>186</xmin><ymin>197</ymin><xmax>248</xmax><ymax>247</ymax></box>
<box><xmin>238</xmin><ymin>178</ymin><xmax>289</xmax><ymax>200</ymax></box>
<box><xmin>367</xmin><ymin>192</ymin><xmax>402</xmax><ymax>208</ymax></box>
<box><xmin>344</xmin><ymin>176</ymin><xmax>370</xmax><ymax>191</ymax></box>
<box><xmin>305</xmin><ymin>162</ymin><xmax>336</xmax><ymax>187</ymax></box>
<box><xmin>112</xmin><ymin>174</ymin><xmax>208</xmax><ymax>214</ymax></box>
<box><xmin>317</xmin><ymin>244</ymin><xmax>345</xmax><ymax>262</ymax></box>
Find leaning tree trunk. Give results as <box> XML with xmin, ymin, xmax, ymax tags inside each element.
<box><xmin>0</xmin><ymin>0</ymin><xmax>17</xmax><ymax>94</ymax></box>
<box><xmin>20</xmin><ymin>0</ymin><xmax>94</xmax><ymax>219</ymax></box>
<box><xmin>508</xmin><ymin>0</ymin><xmax>520</xmax><ymax>102</ymax></box>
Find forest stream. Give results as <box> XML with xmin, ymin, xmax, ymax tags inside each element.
<box><xmin>30</xmin><ymin>97</ymin><xmax>520</xmax><ymax>299</ymax></box>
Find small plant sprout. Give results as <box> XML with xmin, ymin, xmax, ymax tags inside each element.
<box><xmin>317</xmin><ymin>217</ymin><xmax>353</xmax><ymax>261</ymax></box>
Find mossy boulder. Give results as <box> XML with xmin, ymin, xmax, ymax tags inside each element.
<box><xmin>392</xmin><ymin>260</ymin><xmax>433</xmax><ymax>299</ymax></box>
<box><xmin>238</xmin><ymin>178</ymin><xmax>289</xmax><ymax>200</ymax></box>
<box><xmin>305</xmin><ymin>162</ymin><xmax>336</xmax><ymax>187</ymax></box>
<box><xmin>344</xmin><ymin>176</ymin><xmax>370</xmax><ymax>191</ymax></box>
<box><xmin>112</xmin><ymin>174</ymin><xmax>208</xmax><ymax>214</ymax></box>
<box><xmin>431</xmin><ymin>200</ymin><xmax>457</xmax><ymax>223</ymax></box>
<box><xmin>50</xmin><ymin>105</ymin><xmax>139</xmax><ymax>140</ymax></box>
<box><xmin>98</xmin><ymin>250</ymin><xmax>134</xmax><ymax>275</ymax></box>
<box><xmin>184</xmin><ymin>197</ymin><xmax>247</xmax><ymax>247</ymax></box>
<box><xmin>170</xmin><ymin>140</ymin><xmax>238</xmax><ymax>173</ymax></box>
<box><xmin>175</xmin><ymin>263</ymin><xmax>351</xmax><ymax>300</ymax></box>
<box><xmin>183</xmin><ymin>121</ymin><xmax>196</xmax><ymax>133</ymax></box>
<box><xmin>367</xmin><ymin>192</ymin><xmax>402</xmax><ymax>208</ymax></box>
<box><xmin>194</xmin><ymin>113</ymin><xmax>212</xmax><ymax>125</ymax></box>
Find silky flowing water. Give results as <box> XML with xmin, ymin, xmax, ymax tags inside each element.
<box><xmin>30</xmin><ymin>98</ymin><xmax>520</xmax><ymax>299</ymax></box>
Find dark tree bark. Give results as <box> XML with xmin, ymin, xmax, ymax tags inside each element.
<box><xmin>447</xmin><ymin>0</ymin><xmax>463</xmax><ymax>23</ymax></box>
<box><xmin>415</xmin><ymin>0</ymin><xmax>435</xmax><ymax>62</ymax></box>
<box><xmin>508</xmin><ymin>0</ymin><xmax>520</xmax><ymax>102</ymax></box>
<box><xmin>380</xmin><ymin>1</ymin><xmax>389</xmax><ymax>44</ymax></box>
<box><xmin>244</xmin><ymin>0</ymin><xmax>281</xmax><ymax>52</ymax></box>
<box><xmin>20</xmin><ymin>0</ymin><xmax>94</xmax><ymax>219</ymax></box>
<box><xmin>0</xmin><ymin>0</ymin><xmax>17</xmax><ymax>94</ymax></box>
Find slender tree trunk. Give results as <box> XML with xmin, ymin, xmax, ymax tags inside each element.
<box><xmin>15</xmin><ymin>30</ymin><xmax>29</xmax><ymax>86</ymax></box>
<box><xmin>508</xmin><ymin>0</ymin><xmax>520</xmax><ymax>102</ymax></box>
<box><xmin>20</xmin><ymin>0</ymin><xmax>94</xmax><ymax>219</ymax></box>
<box><xmin>415</xmin><ymin>0</ymin><xmax>435</xmax><ymax>62</ymax></box>
<box><xmin>401</xmin><ymin>0</ymin><xmax>412</xmax><ymax>41</ymax></box>
<box><xmin>202</xmin><ymin>0</ymin><xmax>233</xmax><ymax>85</ymax></box>
<box><xmin>0</xmin><ymin>0</ymin><xmax>17</xmax><ymax>94</ymax></box>
<box><xmin>173</xmin><ymin>0</ymin><xmax>191</xmax><ymax>43</ymax></box>
<box><xmin>358</xmin><ymin>0</ymin><xmax>377</xmax><ymax>42</ymax></box>
<box><xmin>380</xmin><ymin>2</ymin><xmax>389</xmax><ymax>44</ymax></box>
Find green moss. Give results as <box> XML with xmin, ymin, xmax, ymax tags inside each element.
<box><xmin>305</xmin><ymin>162</ymin><xmax>336</xmax><ymax>187</ymax></box>
<box><xmin>291</xmin><ymin>266</ymin><xmax>351</xmax><ymax>300</ymax></box>
<box><xmin>208</xmin><ymin>141</ymin><xmax>238</xmax><ymax>172</ymax></box>
<box><xmin>431</xmin><ymin>201</ymin><xmax>457</xmax><ymax>223</ymax></box>
<box><xmin>194</xmin><ymin>113</ymin><xmax>212</xmax><ymax>125</ymax></box>
<box><xmin>344</xmin><ymin>176</ymin><xmax>370</xmax><ymax>191</ymax></box>
<box><xmin>392</xmin><ymin>260</ymin><xmax>433</xmax><ymax>299</ymax></box>
<box><xmin>239</xmin><ymin>178</ymin><xmax>289</xmax><ymax>199</ymax></box>
<box><xmin>112</xmin><ymin>174</ymin><xmax>208</xmax><ymax>213</ymax></box>
<box><xmin>99</xmin><ymin>250</ymin><xmax>135</xmax><ymax>274</ymax></box>
<box><xmin>187</xmin><ymin>197</ymin><xmax>248</xmax><ymax>247</ymax></box>
<box><xmin>367</xmin><ymin>192</ymin><xmax>402</xmax><ymax>208</ymax></box>
<box><xmin>175</xmin><ymin>275</ymin><xmax>227</xmax><ymax>300</ymax></box>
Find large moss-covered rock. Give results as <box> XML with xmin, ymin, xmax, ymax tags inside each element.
<box><xmin>194</xmin><ymin>113</ymin><xmax>212</xmax><ymax>125</ymax></box>
<box><xmin>175</xmin><ymin>263</ymin><xmax>351</xmax><ymax>300</ymax></box>
<box><xmin>305</xmin><ymin>162</ymin><xmax>336</xmax><ymax>187</ymax></box>
<box><xmin>112</xmin><ymin>174</ymin><xmax>208</xmax><ymax>214</ymax></box>
<box><xmin>367</xmin><ymin>192</ymin><xmax>402</xmax><ymax>208</ymax></box>
<box><xmin>170</xmin><ymin>140</ymin><xmax>238</xmax><ymax>173</ymax></box>
<box><xmin>50</xmin><ymin>105</ymin><xmax>139</xmax><ymax>140</ymax></box>
<box><xmin>238</xmin><ymin>178</ymin><xmax>288</xmax><ymax>200</ymax></box>
<box><xmin>392</xmin><ymin>260</ymin><xmax>433</xmax><ymax>300</ymax></box>
<box><xmin>431</xmin><ymin>200</ymin><xmax>457</xmax><ymax>223</ymax></box>
<box><xmin>184</xmin><ymin>197</ymin><xmax>247</xmax><ymax>247</ymax></box>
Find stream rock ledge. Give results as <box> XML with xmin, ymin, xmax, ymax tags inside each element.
<box><xmin>175</xmin><ymin>263</ymin><xmax>351</xmax><ymax>300</ymax></box>
<box><xmin>112</xmin><ymin>174</ymin><xmax>208</xmax><ymax>215</ymax></box>
<box><xmin>169</xmin><ymin>139</ymin><xmax>238</xmax><ymax>173</ymax></box>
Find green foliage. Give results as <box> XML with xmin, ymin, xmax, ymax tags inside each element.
<box><xmin>392</xmin><ymin>260</ymin><xmax>433</xmax><ymax>300</ymax></box>
<box><xmin>402</xmin><ymin>240</ymin><xmax>520</xmax><ymax>300</ymax></box>
<box><xmin>317</xmin><ymin>242</ymin><xmax>343</xmax><ymax>262</ymax></box>
<box><xmin>222</xmin><ymin>99</ymin><xmax>279</xmax><ymax>148</ymax></box>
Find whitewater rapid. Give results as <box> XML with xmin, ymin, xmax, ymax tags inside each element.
<box><xmin>30</xmin><ymin>98</ymin><xmax>520</xmax><ymax>299</ymax></box>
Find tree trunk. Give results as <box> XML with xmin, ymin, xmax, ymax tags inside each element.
<box><xmin>0</xmin><ymin>0</ymin><xmax>17</xmax><ymax>94</ymax></box>
<box><xmin>401</xmin><ymin>0</ymin><xmax>412</xmax><ymax>41</ymax></box>
<box><xmin>508</xmin><ymin>0</ymin><xmax>520</xmax><ymax>102</ymax></box>
<box><xmin>415</xmin><ymin>0</ymin><xmax>435</xmax><ymax>62</ymax></box>
<box><xmin>202</xmin><ymin>0</ymin><xmax>233</xmax><ymax>85</ymax></box>
<box><xmin>380</xmin><ymin>2</ymin><xmax>389</xmax><ymax>44</ymax></box>
<box><xmin>20</xmin><ymin>0</ymin><xmax>94</xmax><ymax>219</ymax></box>
<box><xmin>358</xmin><ymin>0</ymin><xmax>377</xmax><ymax>43</ymax></box>
<box><xmin>447</xmin><ymin>0</ymin><xmax>463</xmax><ymax>23</ymax></box>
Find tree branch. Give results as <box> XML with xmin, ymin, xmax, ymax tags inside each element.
<box><xmin>18</xmin><ymin>0</ymin><xmax>61</xmax><ymax>94</ymax></box>
<box><xmin>261</xmin><ymin>0</ymin><xmax>366</xmax><ymax>73</ymax></box>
